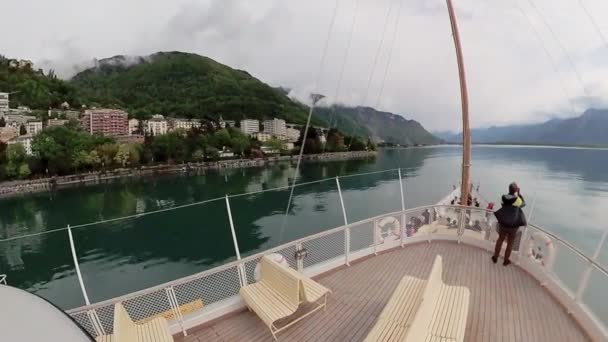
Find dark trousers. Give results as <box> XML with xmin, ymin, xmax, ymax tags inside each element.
<box><xmin>493</xmin><ymin>228</ymin><xmax>517</xmax><ymax>261</ymax></box>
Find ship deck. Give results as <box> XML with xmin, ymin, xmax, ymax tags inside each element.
<box><xmin>177</xmin><ymin>241</ymin><xmax>589</xmax><ymax>342</ymax></box>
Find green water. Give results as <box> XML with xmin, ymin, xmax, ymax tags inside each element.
<box><xmin>1</xmin><ymin>146</ymin><xmax>608</xmax><ymax>317</ymax></box>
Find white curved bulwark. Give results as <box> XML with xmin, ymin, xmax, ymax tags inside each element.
<box><xmin>63</xmin><ymin>201</ymin><xmax>608</xmax><ymax>341</ymax></box>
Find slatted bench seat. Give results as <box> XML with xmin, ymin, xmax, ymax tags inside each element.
<box><xmin>365</xmin><ymin>255</ymin><xmax>470</xmax><ymax>342</ymax></box>
<box><xmin>363</xmin><ymin>274</ymin><xmax>427</xmax><ymax>341</ymax></box>
<box><xmin>112</xmin><ymin>302</ymin><xmax>173</xmax><ymax>342</ymax></box>
<box><xmin>240</xmin><ymin>255</ymin><xmax>331</xmax><ymax>340</ymax></box>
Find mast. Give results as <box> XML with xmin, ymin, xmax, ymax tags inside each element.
<box><xmin>446</xmin><ymin>0</ymin><xmax>471</xmax><ymax>205</ymax></box>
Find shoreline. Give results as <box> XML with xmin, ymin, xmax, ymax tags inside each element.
<box><xmin>0</xmin><ymin>151</ymin><xmax>376</xmax><ymax>198</ymax></box>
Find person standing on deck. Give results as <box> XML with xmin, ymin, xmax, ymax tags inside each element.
<box><xmin>491</xmin><ymin>182</ymin><xmax>527</xmax><ymax>266</ymax></box>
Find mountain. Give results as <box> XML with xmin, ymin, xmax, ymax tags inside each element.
<box><xmin>0</xmin><ymin>55</ymin><xmax>80</xmax><ymax>109</ymax></box>
<box><xmin>70</xmin><ymin>51</ymin><xmax>320</xmax><ymax>124</ymax></box>
<box><xmin>435</xmin><ymin>109</ymin><xmax>608</xmax><ymax>146</ymax></box>
<box><xmin>2</xmin><ymin>51</ymin><xmax>438</xmax><ymax>145</ymax></box>
<box><xmin>315</xmin><ymin>105</ymin><xmax>441</xmax><ymax>146</ymax></box>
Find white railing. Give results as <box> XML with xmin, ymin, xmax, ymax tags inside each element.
<box><xmin>61</xmin><ymin>203</ymin><xmax>608</xmax><ymax>340</ymax></box>
<box><xmin>2</xmin><ymin>168</ymin><xmax>608</xmax><ymax>340</ymax></box>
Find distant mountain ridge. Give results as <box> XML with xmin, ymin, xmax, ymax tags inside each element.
<box><xmin>2</xmin><ymin>51</ymin><xmax>439</xmax><ymax>145</ymax></box>
<box><xmin>315</xmin><ymin>105</ymin><xmax>440</xmax><ymax>146</ymax></box>
<box><xmin>435</xmin><ymin>109</ymin><xmax>608</xmax><ymax>146</ymax></box>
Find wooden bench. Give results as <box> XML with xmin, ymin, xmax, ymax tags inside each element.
<box><xmin>365</xmin><ymin>255</ymin><xmax>470</xmax><ymax>342</ymax></box>
<box><xmin>240</xmin><ymin>255</ymin><xmax>331</xmax><ymax>340</ymax></box>
<box><xmin>110</xmin><ymin>302</ymin><xmax>173</xmax><ymax>342</ymax></box>
<box><xmin>363</xmin><ymin>275</ymin><xmax>427</xmax><ymax>341</ymax></box>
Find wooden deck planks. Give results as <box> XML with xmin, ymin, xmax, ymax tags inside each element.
<box><xmin>176</xmin><ymin>242</ymin><xmax>589</xmax><ymax>342</ymax></box>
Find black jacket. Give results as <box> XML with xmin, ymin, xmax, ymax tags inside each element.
<box><xmin>494</xmin><ymin>194</ymin><xmax>527</xmax><ymax>229</ymax></box>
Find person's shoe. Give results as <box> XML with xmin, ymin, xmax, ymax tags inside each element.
<box><xmin>491</xmin><ymin>256</ymin><xmax>498</xmax><ymax>264</ymax></box>
<box><xmin>503</xmin><ymin>260</ymin><xmax>511</xmax><ymax>266</ymax></box>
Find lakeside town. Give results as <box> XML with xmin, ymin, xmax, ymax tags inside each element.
<box><xmin>0</xmin><ymin>90</ymin><xmax>376</xmax><ymax>185</ymax></box>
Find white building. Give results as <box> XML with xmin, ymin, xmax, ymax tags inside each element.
<box><xmin>128</xmin><ymin>118</ymin><xmax>140</xmax><ymax>135</ymax></box>
<box><xmin>263</xmin><ymin>118</ymin><xmax>287</xmax><ymax>137</ymax></box>
<box><xmin>240</xmin><ymin>119</ymin><xmax>259</xmax><ymax>135</ymax></box>
<box><xmin>286</xmin><ymin>127</ymin><xmax>300</xmax><ymax>142</ymax></box>
<box><xmin>8</xmin><ymin>135</ymin><xmax>33</xmax><ymax>155</ymax></box>
<box><xmin>146</xmin><ymin>115</ymin><xmax>168</xmax><ymax>136</ymax></box>
<box><xmin>47</xmin><ymin>119</ymin><xmax>68</xmax><ymax>128</ymax></box>
<box><xmin>170</xmin><ymin>118</ymin><xmax>201</xmax><ymax>131</ymax></box>
<box><xmin>254</xmin><ymin>132</ymin><xmax>272</xmax><ymax>142</ymax></box>
<box><xmin>219</xmin><ymin>116</ymin><xmax>237</xmax><ymax>129</ymax></box>
<box><xmin>0</xmin><ymin>92</ymin><xmax>9</xmax><ymax>117</ymax></box>
<box><xmin>26</xmin><ymin>121</ymin><xmax>43</xmax><ymax>136</ymax></box>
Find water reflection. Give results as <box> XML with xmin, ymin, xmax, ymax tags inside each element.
<box><xmin>1</xmin><ymin>146</ymin><xmax>607</xmax><ymax>309</ymax></box>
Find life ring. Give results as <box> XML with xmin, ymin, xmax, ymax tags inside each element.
<box><xmin>253</xmin><ymin>253</ymin><xmax>289</xmax><ymax>281</ymax></box>
<box><xmin>376</xmin><ymin>216</ymin><xmax>401</xmax><ymax>243</ymax></box>
<box><xmin>526</xmin><ymin>232</ymin><xmax>555</xmax><ymax>268</ymax></box>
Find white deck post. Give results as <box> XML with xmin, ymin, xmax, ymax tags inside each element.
<box><xmin>296</xmin><ymin>242</ymin><xmax>304</xmax><ymax>272</ymax></box>
<box><xmin>575</xmin><ymin>229</ymin><xmax>608</xmax><ymax>301</ymax></box>
<box><xmin>399</xmin><ymin>169</ymin><xmax>406</xmax><ymax>248</ymax></box>
<box><xmin>67</xmin><ymin>225</ymin><xmax>91</xmax><ymax>306</ymax></box>
<box><xmin>336</xmin><ymin>177</ymin><xmax>350</xmax><ymax>266</ymax></box>
<box><xmin>165</xmin><ymin>286</ymin><xmax>187</xmax><ymax>336</ymax></box>
<box><xmin>225</xmin><ymin>195</ymin><xmax>247</xmax><ymax>287</ymax></box>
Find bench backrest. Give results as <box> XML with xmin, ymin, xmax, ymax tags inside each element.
<box><xmin>114</xmin><ymin>303</ymin><xmax>138</xmax><ymax>342</ymax></box>
<box><xmin>261</xmin><ymin>256</ymin><xmax>300</xmax><ymax>307</ymax></box>
<box><xmin>404</xmin><ymin>255</ymin><xmax>444</xmax><ymax>341</ymax></box>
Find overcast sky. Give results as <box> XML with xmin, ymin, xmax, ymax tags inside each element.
<box><xmin>2</xmin><ymin>0</ymin><xmax>608</xmax><ymax>131</ymax></box>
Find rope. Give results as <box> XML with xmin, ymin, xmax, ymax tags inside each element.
<box><xmin>279</xmin><ymin>0</ymin><xmax>340</xmax><ymax>244</ymax></box>
<box><xmin>0</xmin><ymin>166</ymin><xmax>404</xmax><ymax>243</ymax></box>
<box><xmin>575</xmin><ymin>0</ymin><xmax>608</xmax><ymax>51</ymax></box>
<box><xmin>511</xmin><ymin>0</ymin><xmax>578</xmax><ymax>116</ymax></box>
<box><xmin>524</xmin><ymin>0</ymin><xmax>587</xmax><ymax>94</ymax></box>
<box><xmin>347</xmin><ymin>0</ymin><xmax>396</xmax><ymax>151</ymax></box>
<box><xmin>321</xmin><ymin>0</ymin><xmax>361</xmax><ymax>154</ymax></box>
<box><xmin>375</xmin><ymin>0</ymin><xmax>405</xmax><ymax>109</ymax></box>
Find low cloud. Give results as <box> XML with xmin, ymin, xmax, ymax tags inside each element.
<box><xmin>1</xmin><ymin>0</ymin><xmax>608</xmax><ymax>131</ymax></box>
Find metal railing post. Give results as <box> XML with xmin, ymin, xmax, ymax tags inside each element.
<box><xmin>225</xmin><ymin>195</ymin><xmax>247</xmax><ymax>287</ymax></box>
<box><xmin>336</xmin><ymin>177</ymin><xmax>350</xmax><ymax>266</ymax></box>
<box><xmin>399</xmin><ymin>169</ymin><xmax>406</xmax><ymax>248</ymax></box>
<box><xmin>67</xmin><ymin>224</ymin><xmax>91</xmax><ymax>306</ymax></box>
<box><xmin>165</xmin><ymin>286</ymin><xmax>187</xmax><ymax>336</ymax></box>
<box><xmin>458</xmin><ymin>208</ymin><xmax>465</xmax><ymax>244</ymax></box>
<box><xmin>401</xmin><ymin>212</ymin><xmax>407</xmax><ymax>248</ymax></box>
<box><xmin>296</xmin><ymin>242</ymin><xmax>304</xmax><ymax>272</ymax></box>
<box><xmin>398</xmin><ymin>168</ymin><xmax>405</xmax><ymax>212</ymax></box>
<box><xmin>575</xmin><ymin>229</ymin><xmax>608</xmax><ymax>301</ymax></box>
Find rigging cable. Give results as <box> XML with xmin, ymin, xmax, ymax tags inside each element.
<box><xmin>374</xmin><ymin>0</ymin><xmax>405</xmax><ymax>110</ymax></box>
<box><xmin>347</xmin><ymin>0</ymin><xmax>397</xmax><ymax>151</ymax></box>
<box><xmin>511</xmin><ymin>0</ymin><xmax>578</xmax><ymax>116</ymax></box>
<box><xmin>524</xmin><ymin>0</ymin><xmax>587</xmax><ymax>94</ymax></box>
<box><xmin>321</xmin><ymin>0</ymin><xmax>361</xmax><ymax>154</ymax></box>
<box><xmin>278</xmin><ymin>0</ymin><xmax>341</xmax><ymax>244</ymax></box>
<box><xmin>575</xmin><ymin>0</ymin><xmax>608</xmax><ymax>50</ymax></box>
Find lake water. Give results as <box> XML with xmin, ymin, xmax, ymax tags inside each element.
<box><xmin>1</xmin><ymin>145</ymin><xmax>608</xmax><ymax>313</ymax></box>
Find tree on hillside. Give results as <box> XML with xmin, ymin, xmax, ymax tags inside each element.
<box><xmin>297</xmin><ymin>127</ymin><xmax>322</xmax><ymax>154</ymax></box>
<box><xmin>72</xmin><ymin>150</ymin><xmax>91</xmax><ymax>172</ymax></box>
<box><xmin>32</xmin><ymin>126</ymin><xmax>115</xmax><ymax>174</ymax></box>
<box><xmin>114</xmin><ymin>144</ymin><xmax>131</xmax><ymax>167</ymax></box>
<box><xmin>325</xmin><ymin>128</ymin><xmax>345</xmax><ymax>152</ymax></box>
<box><xmin>265</xmin><ymin>138</ymin><xmax>285</xmax><ymax>152</ymax></box>
<box><xmin>366</xmin><ymin>138</ymin><xmax>376</xmax><ymax>151</ymax></box>
<box><xmin>5</xmin><ymin>143</ymin><xmax>29</xmax><ymax>179</ymax></box>
<box><xmin>97</xmin><ymin>143</ymin><xmax>119</xmax><ymax>168</ymax></box>
<box><xmin>345</xmin><ymin>136</ymin><xmax>366</xmax><ymax>151</ymax></box>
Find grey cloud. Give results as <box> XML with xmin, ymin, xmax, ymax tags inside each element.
<box><xmin>1</xmin><ymin>0</ymin><xmax>608</xmax><ymax>131</ymax></box>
